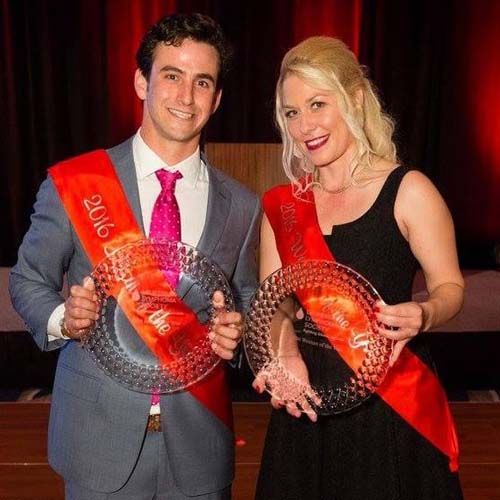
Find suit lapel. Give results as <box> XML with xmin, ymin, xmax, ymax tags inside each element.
<box><xmin>176</xmin><ymin>156</ymin><xmax>232</xmax><ymax>299</ymax></box>
<box><xmin>107</xmin><ymin>138</ymin><xmax>145</xmax><ymax>234</ymax></box>
<box><xmin>106</xmin><ymin>144</ymin><xmax>230</xmax><ymax>298</ymax></box>
<box><xmin>197</xmin><ymin>156</ymin><xmax>232</xmax><ymax>258</ymax></box>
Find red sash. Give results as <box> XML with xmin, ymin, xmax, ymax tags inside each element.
<box><xmin>263</xmin><ymin>183</ymin><xmax>459</xmax><ymax>472</ymax></box>
<box><xmin>49</xmin><ymin>149</ymin><xmax>232</xmax><ymax>430</ymax></box>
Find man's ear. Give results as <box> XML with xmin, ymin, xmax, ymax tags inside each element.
<box><xmin>212</xmin><ymin>89</ymin><xmax>222</xmax><ymax>114</ymax></box>
<box><xmin>134</xmin><ymin>68</ymin><xmax>148</xmax><ymax>100</ymax></box>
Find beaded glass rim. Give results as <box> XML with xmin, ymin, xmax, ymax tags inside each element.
<box><xmin>81</xmin><ymin>239</ymin><xmax>234</xmax><ymax>394</ymax></box>
<box><xmin>244</xmin><ymin>260</ymin><xmax>393</xmax><ymax>415</ymax></box>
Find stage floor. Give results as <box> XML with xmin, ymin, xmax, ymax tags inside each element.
<box><xmin>1</xmin><ymin>402</ymin><xmax>499</xmax><ymax>499</ymax></box>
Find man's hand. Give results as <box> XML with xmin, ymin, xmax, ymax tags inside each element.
<box><xmin>209</xmin><ymin>290</ymin><xmax>242</xmax><ymax>360</ymax></box>
<box><xmin>62</xmin><ymin>277</ymin><xmax>98</xmax><ymax>340</ymax></box>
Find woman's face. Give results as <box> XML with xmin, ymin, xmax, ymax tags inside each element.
<box><xmin>281</xmin><ymin>74</ymin><xmax>356</xmax><ymax>169</ymax></box>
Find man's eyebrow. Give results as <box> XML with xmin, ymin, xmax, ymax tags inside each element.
<box><xmin>159</xmin><ymin>65</ymin><xmax>183</xmax><ymax>74</ymax></box>
<box><xmin>159</xmin><ymin>66</ymin><xmax>216</xmax><ymax>84</ymax></box>
<box><xmin>196</xmin><ymin>73</ymin><xmax>216</xmax><ymax>84</ymax></box>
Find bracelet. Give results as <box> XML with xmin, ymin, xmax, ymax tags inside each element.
<box><xmin>59</xmin><ymin>316</ymin><xmax>72</xmax><ymax>339</ymax></box>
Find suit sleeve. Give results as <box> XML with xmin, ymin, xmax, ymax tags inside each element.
<box><xmin>9</xmin><ymin>176</ymin><xmax>74</xmax><ymax>351</ymax></box>
<box><xmin>230</xmin><ymin>196</ymin><xmax>262</xmax><ymax>314</ymax></box>
<box><xmin>224</xmin><ymin>195</ymin><xmax>261</xmax><ymax>370</ymax></box>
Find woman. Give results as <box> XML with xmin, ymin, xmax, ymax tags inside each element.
<box><xmin>253</xmin><ymin>37</ymin><xmax>464</xmax><ymax>500</ymax></box>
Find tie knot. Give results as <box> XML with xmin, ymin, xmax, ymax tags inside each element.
<box><xmin>155</xmin><ymin>169</ymin><xmax>183</xmax><ymax>192</ymax></box>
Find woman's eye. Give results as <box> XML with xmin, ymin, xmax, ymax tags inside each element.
<box><xmin>311</xmin><ymin>101</ymin><xmax>325</xmax><ymax>110</ymax></box>
<box><xmin>284</xmin><ymin>110</ymin><xmax>297</xmax><ymax>119</ymax></box>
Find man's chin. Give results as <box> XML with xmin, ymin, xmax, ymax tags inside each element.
<box><xmin>161</xmin><ymin>130</ymin><xmax>201</xmax><ymax>145</ymax></box>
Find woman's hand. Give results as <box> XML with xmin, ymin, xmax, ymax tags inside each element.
<box><xmin>253</xmin><ymin>354</ymin><xmax>320</xmax><ymax>422</ymax></box>
<box><xmin>375</xmin><ymin>300</ymin><xmax>427</xmax><ymax>366</ymax></box>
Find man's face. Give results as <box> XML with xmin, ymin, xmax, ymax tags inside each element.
<box><xmin>135</xmin><ymin>38</ymin><xmax>221</xmax><ymax>154</ymax></box>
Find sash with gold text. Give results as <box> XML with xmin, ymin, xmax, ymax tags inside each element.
<box><xmin>50</xmin><ymin>149</ymin><xmax>232</xmax><ymax>430</ymax></box>
<box><xmin>263</xmin><ymin>183</ymin><xmax>458</xmax><ymax>471</ymax></box>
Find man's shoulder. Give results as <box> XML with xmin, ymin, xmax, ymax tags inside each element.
<box><xmin>207</xmin><ymin>163</ymin><xmax>259</xmax><ymax>204</ymax></box>
<box><xmin>48</xmin><ymin>137</ymin><xmax>133</xmax><ymax>175</ymax></box>
<box><xmin>106</xmin><ymin>137</ymin><xmax>134</xmax><ymax>164</ymax></box>
<box><xmin>49</xmin><ymin>149</ymin><xmax>107</xmax><ymax>174</ymax></box>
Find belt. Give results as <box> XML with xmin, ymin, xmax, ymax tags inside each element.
<box><xmin>147</xmin><ymin>413</ymin><xmax>162</xmax><ymax>432</ymax></box>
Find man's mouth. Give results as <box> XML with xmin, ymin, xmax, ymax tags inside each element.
<box><xmin>169</xmin><ymin>108</ymin><xmax>194</xmax><ymax>120</ymax></box>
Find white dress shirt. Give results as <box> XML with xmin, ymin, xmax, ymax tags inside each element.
<box><xmin>47</xmin><ymin>130</ymin><xmax>209</xmax><ymax>339</ymax></box>
<box><xmin>133</xmin><ymin>130</ymin><xmax>208</xmax><ymax>244</ymax></box>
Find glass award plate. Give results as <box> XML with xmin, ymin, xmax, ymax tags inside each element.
<box><xmin>244</xmin><ymin>260</ymin><xmax>393</xmax><ymax>415</ymax></box>
<box><xmin>81</xmin><ymin>239</ymin><xmax>234</xmax><ymax>394</ymax></box>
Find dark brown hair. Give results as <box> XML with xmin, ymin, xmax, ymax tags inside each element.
<box><xmin>136</xmin><ymin>13</ymin><xmax>233</xmax><ymax>90</ymax></box>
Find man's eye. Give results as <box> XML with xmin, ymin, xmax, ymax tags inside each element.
<box><xmin>198</xmin><ymin>80</ymin><xmax>210</xmax><ymax>88</ymax></box>
<box><xmin>165</xmin><ymin>74</ymin><xmax>178</xmax><ymax>80</ymax></box>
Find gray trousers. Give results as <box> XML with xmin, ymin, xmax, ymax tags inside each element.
<box><xmin>65</xmin><ymin>431</ymin><xmax>231</xmax><ymax>500</ymax></box>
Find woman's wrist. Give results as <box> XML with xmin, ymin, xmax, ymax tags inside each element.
<box><xmin>419</xmin><ymin>301</ymin><xmax>432</xmax><ymax>332</ymax></box>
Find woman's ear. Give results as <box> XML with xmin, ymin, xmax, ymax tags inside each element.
<box><xmin>354</xmin><ymin>88</ymin><xmax>364</xmax><ymax>109</ymax></box>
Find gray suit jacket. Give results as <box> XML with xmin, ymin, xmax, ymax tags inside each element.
<box><xmin>10</xmin><ymin>138</ymin><xmax>261</xmax><ymax>495</ymax></box>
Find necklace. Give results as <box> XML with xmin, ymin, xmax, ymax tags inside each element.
<box><xmin>320</xmin><ymin>179</ymin><xmax>353</xmax><ymax>194</ymax></box>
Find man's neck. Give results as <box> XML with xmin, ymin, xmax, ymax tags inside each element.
<box><xmin>139</xmin><ymin>129</ymin><xmax>200</xmax><ymax>166</ymax></box>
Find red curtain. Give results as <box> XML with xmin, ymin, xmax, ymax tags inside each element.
<box><xmin>461</xmin><ymin>2</ymin><xmax>500</xmax><ymax>240</ymax></box>
<box><xmin>439</xmin><ymin>0</ymin><xmax>500</xmax><ymax>242</ymax></box>
<box><xmin>104</xmin><ymin>0</ymin><xmax>363</xmax><ymax>145</ymax></box>
<box><xmin>291</xmin><ymin>0</ymin><xmax>362</xmax><ymax>55</ymax></box>
<box><xmin>2</xmin><ymin>0</ymin><xmax>499</xmax><ymax>264</ymax></box>
<box><xmin>106</xmin><ymin>0</ymin><xmax>177</xmax><ymax>144</ymax></box>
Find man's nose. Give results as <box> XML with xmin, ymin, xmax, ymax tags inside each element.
<box><xmin>178</xmin><ymin>81</ymin><xmax>194</xmax><ymax>106</ymax></box>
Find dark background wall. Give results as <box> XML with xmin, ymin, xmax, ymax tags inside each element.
<box><xmin>1</xmin><ymin>0</ymin><xmax>499</xmax><ymax>267</ymax></box>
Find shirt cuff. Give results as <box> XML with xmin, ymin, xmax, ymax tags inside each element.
<box><xmin>47</xmin><ymin>303</ymin><xmax>70</xmax><ymax>341</ymax></box>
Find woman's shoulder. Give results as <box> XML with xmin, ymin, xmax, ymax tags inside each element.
<box><xmin>395</xmin><ymin>167</ymin><xmax>449</xmax><ymax>228</ymax></box>
<box><xmin>373</xmin><ymin>162</ymin><xmax>435</xmax><ymax>200</ymax></box>
<box><xmin>263</xmin><ymin>176</ymin><xmax>313</xmax><ymax>199</ymax></box>
<box><xmin>264</xmin><ymin>183</ymin><xmax>293</xmax><ymax>198</ymax></box>
<box><xmin>397</xmin><ymin>168</ymin><xmax>440</xmax><ymax>200</ymax></box>
<box><xmin>262</xmin><ymin>183</ymin><xmax>296</xmax><ymax>208</ymax></box>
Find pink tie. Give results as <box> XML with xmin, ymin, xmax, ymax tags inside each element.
<box><xmin>149</xmin><ymin>169</ymin><xmax>183</xmax><ymax>288</ymax></box>
<box><xmin>149</xmin><ymin>168</ymin><xmax>182</xmax><ymax>407</ymax></box>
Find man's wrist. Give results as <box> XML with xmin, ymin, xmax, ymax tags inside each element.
<box><xmin>59</xmin><ymin>316</ymin><xmax>72</xmax><ymax>339</ymax></box>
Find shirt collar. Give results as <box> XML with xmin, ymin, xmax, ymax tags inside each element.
<box><xmin>133</xmin><ymin>130</ymin><xmax>202</xmax><ymax>187</ymax></box>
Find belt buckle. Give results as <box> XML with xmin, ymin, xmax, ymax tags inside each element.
<box><xmin>147</xmin><ymin>414</ymin><xmax>162</xmax><ymax>432</ymax></box>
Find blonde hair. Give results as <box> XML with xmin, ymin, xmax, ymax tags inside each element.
<box><xmin>275</xmin><ymin>36</ymin><xmax>397</xmax><ymax>193</ymax></box>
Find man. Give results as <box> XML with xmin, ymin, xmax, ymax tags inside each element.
<box><xmin>10</xmin><ymin>13</ymin><xmax>261</xmax><ymax>500</ymax></box>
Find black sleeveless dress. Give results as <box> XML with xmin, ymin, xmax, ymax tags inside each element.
<box><xmin>255</xmin><ymin>167</ymin><xmax>463</xmax><ymax>500</ymax></box>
